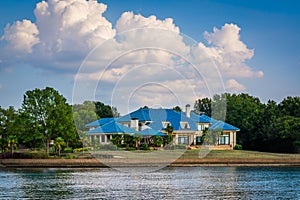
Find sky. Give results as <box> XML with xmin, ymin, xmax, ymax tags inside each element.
<box><xmin>0</xmin><ymin>0</ymin><xmax>299</xmax><ymax>114</ymax></box>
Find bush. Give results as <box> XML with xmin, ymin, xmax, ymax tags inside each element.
<box><xmin>234</xmin><ymin>144</ymin><xmax>242</xmax><ymax>150</ymax></box>
<box><xmin>125</xmin><ymin>147</ymin><xmax>136</xmax><ymax>151</ymax></box>
<box><xmin>73</xmin><ymin>147</ymin><xmax>90</xmax><ymax>153</ymax></box>
<box><xmin>99</xmin><ymin>144</ymin><xmax>118</xmax><ymax>151</ymax></box>
<box><xmin>140</xmin><ymin>143</ymin><xmax>149</xmax><ymax>150</ymax></box>
<box><xmin>23</xmin><ymin>151</ymin><xmax>49</xmax><ymax>159</ymax></box>
<box><xmin>63</xmin><ymin>147</ymin><xmax>73</xmax><ymax>153</ymax></box>
<box><xmin>64</xmin><ymin>154</ymin><xmax>77</xmax><ymax>159</ymax></box>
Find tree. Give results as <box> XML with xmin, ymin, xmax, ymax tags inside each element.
<box><xmin>202</xmin><ymin>128</ymin><xmax>223</xmax><ymax>145</ymax></box>
<box><xmin>274</xmin><ymin>116</ymin><xmax>300</xmax><ymax>152</ymax></box>
<box><xmin>194</xmin><ymin>98</ymin><xmax>212</xmax><ymax>116</ymax></box>
<box><xmin>165</xmin><ymin>124</ymin><xmax>174</xmax><ymax>135</ymax></box>
<box><xmin>151</xmin><ymin>136</ymin><xmax>163</xmax><ymax>147</ymax></box>
<box><xmin>278</xmin><ymin>96</ymin><xmax>300</xmax><ymax>117</ymax></box>
<box><xmin>0</xmin><ymin>106</ymin><xmax>22</xmax><ymax>156</ymax></box>
<box><xmin>133</xmin><ymin>133</ymin><xmax>142</xmax><ymax>149</ymax></box>
<box><xmin>54</xmin><ymin>137</ymin><xmax>66</xmax><ymax>157</ymax></box>
<box><xmin>94</xmin><ymin>102</ymin><xmax>114</xmax><ymax>118</ymax></box>
<box><xmin>172</xmin><ymin>106</ymin><xmax>182</xmax><ymax>112</ymax></box>
<box><xmin>21</xmin><ymin>87</ymin><xmax>76</xmax><ymax>154</ymax></box>
<box><xmin>73</xmin><ymin>101</ymin><xmax>98</xmax><ymax>131</ymax></box>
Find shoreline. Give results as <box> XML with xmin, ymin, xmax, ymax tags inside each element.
<box><xmin>1</xmin><ymin>158</ymin><xmax>300</xmax><ymax>168</ymax></box>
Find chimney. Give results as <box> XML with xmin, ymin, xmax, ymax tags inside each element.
<box><xmin>185</xmin><ymin>104</ymin><xmax>191</xmax><ymax>118</ymax></box>
<box><xmin>130</xmin><ymin>118</ymin><xmax>139</xmax><ymax>131</ymax></box>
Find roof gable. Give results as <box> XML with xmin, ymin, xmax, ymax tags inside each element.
<box><xmin>85</xmin><ymin>118</ymin><xmax>115</xmax><ymax>127</ymax></box>
<box><xmin>88</xmin><ymin>121</ymin><xmax>137</xmax><ymax>134</ymax></box>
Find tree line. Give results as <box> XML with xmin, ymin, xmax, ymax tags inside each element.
<box><xmin>1</xmin><ymin>87</ymin><xmax>299</xmax><ymax>156</ymax></box>
<box><xmin>0</xmin><ymin>87</ymin><xmax>119</xmax><ymax>157</ymax></box>
<box><xmin>194</xmin><ymin>93</ymin><xmax>300</xmax><ymax>153</ymax></box>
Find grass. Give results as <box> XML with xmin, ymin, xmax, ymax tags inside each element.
<box><xmin>180</xmin><ymin>149</ymin><xmax>300</xmax><ymax>160</ymax></box>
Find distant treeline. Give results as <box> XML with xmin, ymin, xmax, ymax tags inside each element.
<box><xmin>0</xmin><ymin>87</ymin><xmax>299</xmax><ymax>155</ymax></box>
<box><xmin>194</xmin><ymin>93</ymin><xmax>300</xmax><ymax>153</ymax></box>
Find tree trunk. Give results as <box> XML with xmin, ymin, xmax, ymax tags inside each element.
<box><xmin>10</xmin><ymin>143</ymin><xmax>14</xmax><ymax>158</ymax></box>
<box><xmin>46</xmin><ymin>140</ymin><xmax>50</xmax><ymax>155</ymax></box>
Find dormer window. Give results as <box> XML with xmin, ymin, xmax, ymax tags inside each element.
<box><xmin>180</xmin><ymin>122</ymin><xmax>190</xmax><ymax>129</ymax></box>
<box><xmin>162</xmin><ymin>121</ymin><xmax>170</xmax><ymax>128</ymax></box>
<box><xmin>198</xmin><ymin>124</ymin><xmax>205</xmax><ymax>131</ymax></box>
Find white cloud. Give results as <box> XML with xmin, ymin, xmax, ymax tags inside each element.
<box><xmin>225</xmin><ymin>79</ymin><xmax>246</xmax><ymax>92</ymax></box>
<box><xmin>0</xmin><ymin>0</ymin><xmax>264</xmax><ymax>110</ymax></box>
<box><xmin>2</xmin><ymin>19</ymin><xmax>39</xmax><ymax>53</ymax></box>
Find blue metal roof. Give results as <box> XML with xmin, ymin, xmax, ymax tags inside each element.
<box><xmin>139</xmin><ymin>128</ymin><xmax>166</xmax><ymax>137</ymax></box>
<box><xmin>88</xmin><ymin>121</ymin><xmax>137</xmax><ymax>135</ymax></box>
<box><xmin>85</xmin><ymin>118</ymin><xmax>116</xmax><ymax>127</ymax></box>
<box><xmin>85</xmin><ymin>108</ymin><xmax>240</xmax><ymax>134</ymax></box>
<box><xmin>188</xmin><ymin>112</ymin><xmax>217</xmax><ymax>123</ymax></box>
<box><xmin>209</xmin><ymin>120</ymin><xmax>240</xmax><ymax>131</ymax></box>
<box><xmin>117</xmin><ymin>108</ymin><xmax>198</xmax><ymax>131</ymax></box>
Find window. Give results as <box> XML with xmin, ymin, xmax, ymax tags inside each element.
<box><xmin>178</xmin><ymin>136</ymin><xmax>189</xmax><ymax>144</ymax></box>
<box><xmin>198</xmin><ymin>124</ymin><xmax>205</xmax><ymax>131</ymax></box>
<box><xmin>196</xmin><ymin>136</ymin><xmax>202</xmax><ymax>145</ymax></box>
<box><xmin>162</xmin><ymin>122</ymin><xmax>170</xmax><ymax>128</ymax></box>
<box><xmin>219</xmin><ymin>134</ymin><xmax>229</xmax><ymax>145</ymax></box>
<box><xmin>101</xmin><ymin>135</ymin><xmax>106</xmax><ymax>143</ymax></box>
<box><xmin>180</xmin><ymin>122</ymin><xmax>189</xmax><ymax>129</ymax></box>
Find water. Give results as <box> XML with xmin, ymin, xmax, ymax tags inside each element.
<box><xmin>0</xmin><ymin>167</ymin><xmax>299</xmax><ymax>199</ymax></box>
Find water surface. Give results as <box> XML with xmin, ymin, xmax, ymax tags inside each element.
<box><xmin>0</xmin><ymin>167</ymin><xmax>299</xmax><ymax>199</ymax></box>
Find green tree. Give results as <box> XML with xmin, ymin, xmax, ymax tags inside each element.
<box><xmin>151</xmin><ymin>136</ymin><xmax>163</xmax><ymax>147</ymax></box>
<box><xmin>202</xmin><ymin>128</ymin><xmax>223</xmax><ymax>145</ymax></box>
<box><xmin>21</xmin><ymin>87</ymin><xmax>76</xmax><ymax>154</ymax></box>
<box><xmin>94</xmin><ymin>102</ymin><xmax>114</xmax><ymax>118</ymax></box>
<box><xmin>278</xmin><ymin>96</ymin><xmax>300</xmax><ymax>117</ymax></box>
<box><xmin>73</xmin><ymin>101</ymin><xmax>98</xmax><ymax>131</ymax></box>
<box><xmin>194</xmin><ymin>97</ymin><xmax>212</xmax><ymax>116</ymax></box>
<box><xmin>0</xmin><ymin>106</ymin><xmax>22</xmax><ymax>156</ymax></box>
<box><xmin>133</xmin><ymin>133</ymin><xmax>142</xmax><ymax>149</ymax></box>
<box><xmin>172</xmin><ymin>106</ymin><xmax>182</xmax><ymax>112</ymax></box>
<box><xmin>54</xmin><ymin>137</ymin><xmax>66</xmax><ymax>157</ymax></box>
<box><xmin>165</xmin><ymin>124</ymin><xmax>174</xmax><ymax>135</ymax></box>
<box><xmin>274</xmin><ymin>116</ymin><xmax>300</xmax><ymax>152</ymax></box>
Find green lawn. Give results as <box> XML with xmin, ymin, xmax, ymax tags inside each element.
<box><xmin>180</xmin><ymin>149</ymin><xmax>300</xmax><ymax>160</ymax></box>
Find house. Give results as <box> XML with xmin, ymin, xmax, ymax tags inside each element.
<box><xmin>85</xmin><ymin>105</ymin><xmax>240</xmax><ymax>149</ymax></box>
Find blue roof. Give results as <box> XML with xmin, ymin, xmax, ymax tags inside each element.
<box><xmin>88</xmin><ymin>121</ymin><xmax>137</xmax><ymax>135</ymax></box>
<box><xmin>209</xmin><ymin>121</ymin><xmax>240</xmax><ymax>131</ymax></box>
<box><xmin>188</xmin><ymin>112</ymin><xmax>217</xmax><ymax>123</ymax></box>
<box><xmin>118</xmin><ymin>108</ymin><xmax>198</xmax><ymax>131</ymax></box>
<box><xmin>139</xmin><ymin>128</ymin><xmax>166</xmax><ymax>137</ymax></box>
<box><xmin>85</xmin><ymin>118</ymin><xmax>115</xmax><ymax>127</ymax></box>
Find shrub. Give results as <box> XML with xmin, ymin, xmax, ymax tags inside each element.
<box><xmin>64</xmin><ymin>154</ymin><xmax>77</xmax><ymax>159</ymax></box>
<box><xmin>125</xmin><ymin>147</ymin><xmax>136</xmax><ymax>151</ymax></box>
<box><xmin>140</xmin><ymin>143</ymin><xmax>149</xmax><ymax>150</ymax></box>
<box><xmin>63</xmin><ymin>147</ymin><xmax>73</xmax><ymax>153</ymax></box>
<box><xmin>73</xmin><ymin>147</ymin><xmax>90</xmax><ymax>153</ymax></box>
<box><xmin>234</xmin><ymin>144</ymin><xmax>242</xmax><ymax>150</ymax></box>
<box><xmin>23</xmin><ymin>151</ymin><xmax>49</xmax><ymax>159</ymax></box>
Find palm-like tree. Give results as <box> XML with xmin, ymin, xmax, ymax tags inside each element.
<box><xmin>54</xmin><ymin>137</ymin><xmax>66</xmax><ymax>157</ymax></box>
<box><xmin>133</xmin><ymin>133</ymin><xmax>142</xmax><ymax>149</ymax></box>
<box><xmin>8</xmin><ymin>135</ymin><xmax>17</xmax><ymax>157</ymax></box>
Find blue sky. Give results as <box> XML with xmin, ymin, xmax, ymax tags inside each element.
<box><xmin>0</xmin><ymin>0</ymin><xmax>299</xmax><ymax>113</ymax></box>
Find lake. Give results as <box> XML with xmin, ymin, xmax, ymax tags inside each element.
<box><xmin>0</xmin><ymin>167</ymin><xmax>299</xmax><ymax>199</ymax></box>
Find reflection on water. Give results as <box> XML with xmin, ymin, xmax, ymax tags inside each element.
<box><xmin>0</xmin><ymin>167</ymin><xmax>299</xmax><ymax>199</ymax></box>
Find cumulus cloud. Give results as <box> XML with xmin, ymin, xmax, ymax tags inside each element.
<box><xmin>0</xmin><ymin>0</ymin><xmax>264</xmax><ymax>110</ymax></box>
<box><xmin>2</xmin><ymin>19</ymin><xmax>39</xmax><ymax>53</ymax></box>
<box><xmin>225</xmin><ymin>79</ymin><xmax>246</xmax><ymax>92</ymax></box>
